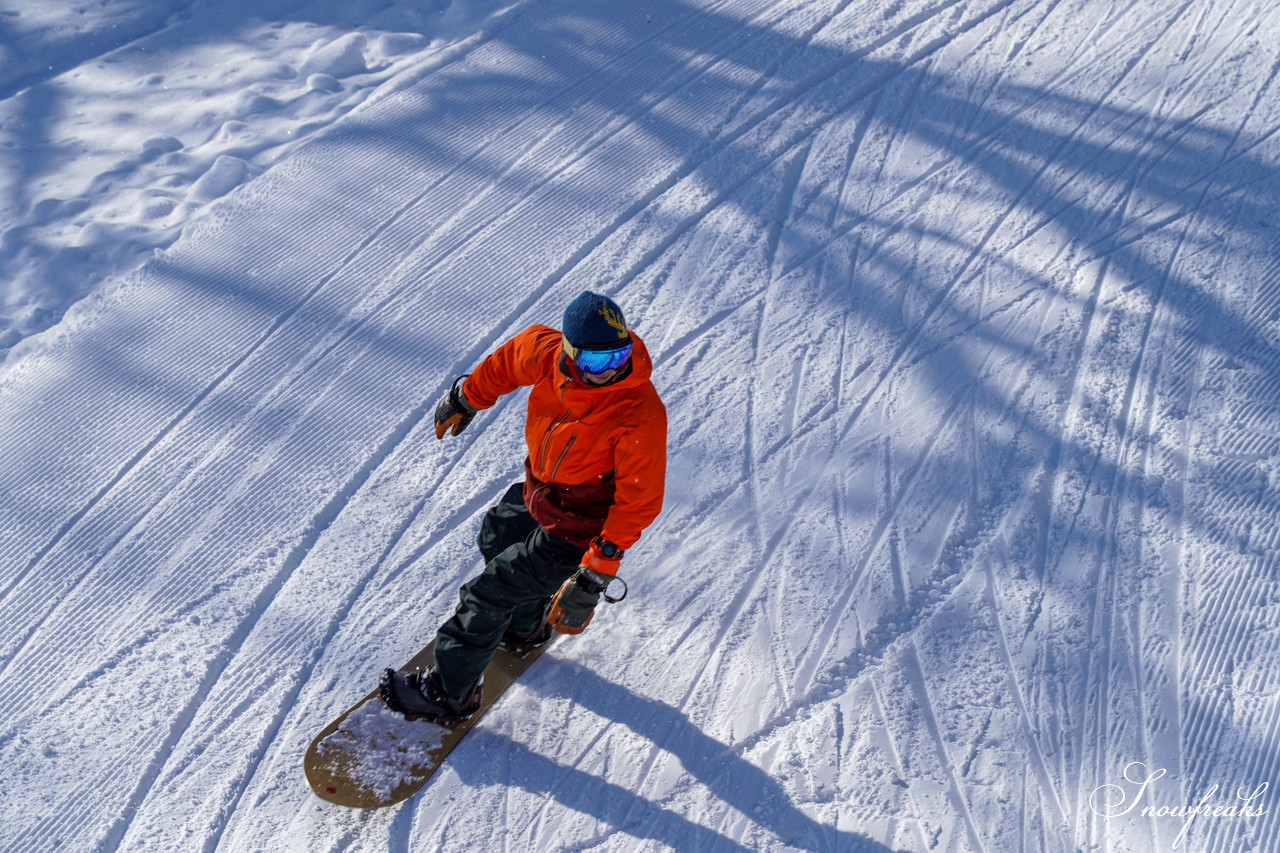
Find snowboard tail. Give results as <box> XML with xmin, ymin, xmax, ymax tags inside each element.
<box><xmin>304</xmin><ymin>637</ymin><xmax>555</xmax><ymax>808</ymax></box>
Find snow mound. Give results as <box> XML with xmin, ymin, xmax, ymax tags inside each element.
<box><xmin>189</xmin><ymin>155</ymin><xmax>252</xmax><ymax>203</ymax></box>
<box><xmin>299</xmin><ymin>33</ymin><xmax>370</xmax><ymax>79</ymax></box>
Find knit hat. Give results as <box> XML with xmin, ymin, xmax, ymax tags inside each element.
<box><xmin>562</xmin><ymin>291</ymin><xmax>630</xmax><ymax>349</ymax></box>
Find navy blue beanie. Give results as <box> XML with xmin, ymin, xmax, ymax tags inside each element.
<box><xmin>562</xmin><ymin>291</ymin><xmax>630</xmax><ymax>348</ymax></box>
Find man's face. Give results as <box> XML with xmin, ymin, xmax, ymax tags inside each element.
<box><xmin>581</xmin><ymin>366</ymin><xmax>621</xmax><ymax>385</ymax></box>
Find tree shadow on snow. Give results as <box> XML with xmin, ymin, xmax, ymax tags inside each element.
<box><xmin>4</xmin><ymin>0</ymin><xmax>1279</xmax><ymax>850</ymax></box>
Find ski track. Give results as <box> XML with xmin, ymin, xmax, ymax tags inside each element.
<box><xmin>3</xmin><ymin>0</ymin><xmax>1280</xmax><ymax>850</ymax></box>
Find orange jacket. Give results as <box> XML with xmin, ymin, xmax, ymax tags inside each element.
<box><xmin>462</xmin><ymin>325</ymin><xmax>667</xmax><ymax>552</ymax></box>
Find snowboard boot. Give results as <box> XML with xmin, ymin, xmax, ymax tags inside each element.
<box><xmin>379</xmin><ymin>666</ymin><xmax>483</xmax><ymax>722</ymax></box>
<box><xmin>500</xmin><ymin>620</ymin><xmax>554</xmax><ymax>652</ymax></box>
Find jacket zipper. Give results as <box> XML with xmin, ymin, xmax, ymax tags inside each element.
<box><xmin>537</xmin><ymin>379</ymin><xmax>574</xmax><ymax>477</ymax></box>
<box><xmin>549</xmin><ymin>434</ymin><xmax>577</xmax><ymax>480</ymax></box>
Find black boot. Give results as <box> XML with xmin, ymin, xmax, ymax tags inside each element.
<box><xmin>500</xmin><ymin>619</ymin><xmax>554</xmax><ymax>651</ymax></box>
<box><xmin>379</xmin><ymin>666</ymin><xmax>482</xmax><ymax>721</ymax></box>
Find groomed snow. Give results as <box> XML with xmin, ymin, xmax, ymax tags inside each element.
<box><xmin>2</xmin><ymin>0</ymin><xmax>1279</xmax><ymax>850</ymax></box>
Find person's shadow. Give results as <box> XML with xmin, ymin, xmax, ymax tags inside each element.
<box><xmin>451</xmin><ymin>657</ymin><xmax>907</xmax><ymax>852</ymax></box>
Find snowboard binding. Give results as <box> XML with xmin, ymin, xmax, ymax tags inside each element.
<box><xmin>379</xmin><ymin>667</ymin><xmax>482</xmax><ymax>723</ymax></box>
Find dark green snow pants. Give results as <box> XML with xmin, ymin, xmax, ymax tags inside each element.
<box><xmin>432</xmin><ymin>482</ymin><xmax>582</xmax><ymax>697</ymax></box>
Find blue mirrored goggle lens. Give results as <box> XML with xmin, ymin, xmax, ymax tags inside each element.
<box><xmin>575</xmin><ymin>342</ymin><xmax>633</xmax><ymax>374</ymax></box>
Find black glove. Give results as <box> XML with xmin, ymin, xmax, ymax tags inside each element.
<box><xmin>547</xmin><ymin>569</ymin><xmax>609</xmax><ymax>634</ymax></box>
<box><xmin>434</xmin><ymin>375</ymin><xmax>477</xmax><ymax>439</ymax></box>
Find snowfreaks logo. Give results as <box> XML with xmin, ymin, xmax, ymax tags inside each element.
<box><xmin>1089</xmin><ymin>762</ymin><xmax>1270</xmax><ymax>848</ymax></box>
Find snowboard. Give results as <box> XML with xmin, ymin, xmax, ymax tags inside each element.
<box><xmin>304</xmin><ymin>636</ymin><xmax>557</xmax><ymax>808</ymax></box>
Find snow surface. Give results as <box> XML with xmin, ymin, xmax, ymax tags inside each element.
<box><xmin>2</xmin><ymin>0</ymin><xmax>1279</xmax><ymax>850</ymax></box>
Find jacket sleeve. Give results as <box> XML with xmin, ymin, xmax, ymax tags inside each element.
<box><xmin>600</xmin><ymin>395</ymin><xmax>667</xmax><ymax>550</ymax></box>
<box><xmin>461</xmin><ymin>325</ymin><xmax>559</xmax><ymax>410</ymax></box>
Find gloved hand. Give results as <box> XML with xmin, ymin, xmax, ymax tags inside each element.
<box><xmin>547</xmin><ymin>568</ymin><xmax>609</xmax><ymax>634</ymax></box>
<box><xmin>434</xmin><ymin>375</ymin><xmax>478</xmax><ymax>439</ymax></box>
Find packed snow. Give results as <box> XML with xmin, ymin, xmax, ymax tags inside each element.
<box><xmin>2</xmin><ymin>0</ymin><xmax>1279</xmax><ymax>850</ymax></box>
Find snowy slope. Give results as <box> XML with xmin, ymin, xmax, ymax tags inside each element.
<box><xmin>0</xmin><ymin>0</ymin><xmax>514</xmax><ymax>353</ymax></box>
<box><xmin>3</xmin><ymin>0</ymin><xmax>1280</xmax><ymax>851</ymax></box>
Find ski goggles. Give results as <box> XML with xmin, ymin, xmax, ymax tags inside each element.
<box><xmin>563</xmin><ymin>337</ymin><xmax>633</xmax><ymax>374</ymax></box>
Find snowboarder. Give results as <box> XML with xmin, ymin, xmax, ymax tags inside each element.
<box><xmin>380</xmin><ymin>291</ymin><xmax>667</xmax><ymax>720</ymax></box>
